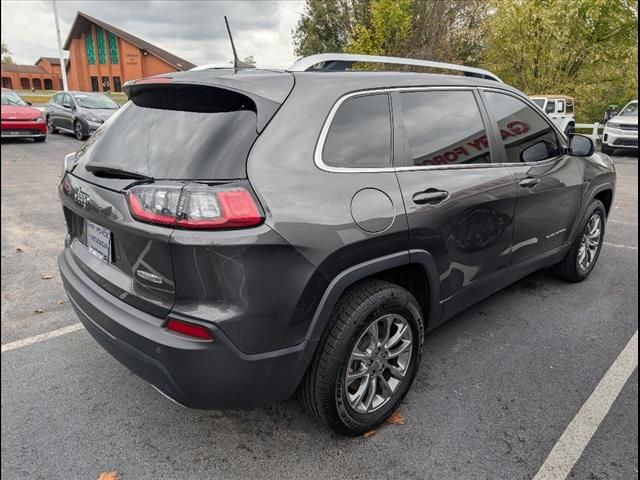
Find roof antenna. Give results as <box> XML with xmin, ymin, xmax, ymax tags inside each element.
<box><xmin>225</xmin><ymin>16</ymin><xmax>255</xmax><ymax>70</ymax></box>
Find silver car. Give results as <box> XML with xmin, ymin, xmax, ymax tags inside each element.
<box><xmin>45</xmin><ymin>91</ymin><xmax>119</xmax><ymax>140</ymax></box>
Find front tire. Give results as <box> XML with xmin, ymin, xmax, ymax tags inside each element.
<box><xmin>299</xmin><ymin>280</ymin><xmax>424</xmax><ymax>436</ymax></box>
<box><xmin>47</xmin><ymin>116</ymin><xmax>58</xmax><ymax>134</ymax></box>
<box><xmin>553</xmin><ymin>199</ymin><xmax>606</xmax><ymax>282</ymax></box>
<box><xmin>74</xmin><ymin>120</ymin><xmax>86</xmax><ymax>140</ymax></box>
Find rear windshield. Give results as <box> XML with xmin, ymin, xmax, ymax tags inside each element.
<box><xmin>75</xmin><ymin>85</ymin><xmax>258</xmax><ymax>180</ymax></box>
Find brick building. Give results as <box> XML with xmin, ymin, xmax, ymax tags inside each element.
<box><xmin>64</xmin><ymin>11</ymin><xmax>195</xmax><ymax>92</ymax></box>
<box><xmin>1</xmin><ymin>11</ymin><xmax>195</xmax><ymax>92</ymax></box>
<box><xmin>1</xmin><ymin>58</ymin><xmax>65</xmax><ymax>91</ymax></box>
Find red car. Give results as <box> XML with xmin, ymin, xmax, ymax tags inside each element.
<box><xmin>1</xmin><ymin>88</ymin><xmax>47</xmax><ymax>142</ymax></box>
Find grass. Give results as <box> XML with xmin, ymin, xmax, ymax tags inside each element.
<box><xmin>14</xmin><ymin>89</ymin><xmax>128</xmax><ymax>106</ymax></box>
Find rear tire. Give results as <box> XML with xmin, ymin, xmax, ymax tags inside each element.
<box><xmin>564</xmin><ymin>123</ymin><xmax>575</xmax><ymax>136</ymax></box>
<box><xmin>299</xmin><ymin>279</ymin><xmax>424</xmax><ymax>436</ymax></box>
<box><xmin>553</xmin><ymin>199</ymin><xmax>606</xmax><ymax>282</ymax></box>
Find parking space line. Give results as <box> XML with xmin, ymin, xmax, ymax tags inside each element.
<box><xmin>532</xmin><ymin>330</ymin><xmax>638</xmax><ymax>480</ymax></box>
<box><xmin>604</xmin><ymin>242</ymin><xmax>638</xmax><ymax>251</ymax></box>
<box><xmin>1</xmin><ymin>323</ymin><xmax>83</xmax><ymax>353</ymax></box>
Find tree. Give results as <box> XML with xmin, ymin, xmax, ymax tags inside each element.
<box><xmin>348</xmin><ymin>0</ymin><xmax>413</xmax><ymax>56</ymax></box>
<box><xmin>292</xmin><ymin>0</ymin><xmax>371</xmax><ymax>57</ymax></box>
<box><xmin>482</xmin><ymin>0</ymin><xmax>638</xmax><ymax>121</ymax></box>
<box><xmin>243</xmin><ymin>55</ymin><xmax>256</xmax><ymax>65</ymax></box>
<box><xmin>1</xmin><ymin>41</ymin><xmax>14</xmax><ymax>64</ymax></box>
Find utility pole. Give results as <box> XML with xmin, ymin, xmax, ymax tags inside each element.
<box><xmin>52</xmin><ymin>0</ymin><xmax>68</xmax><ymax>91</ymax></box>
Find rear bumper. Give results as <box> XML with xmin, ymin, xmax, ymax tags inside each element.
<box><xmin>59</xmin><ymin>247</ymin><xmax>317</xmax><ymax>409</ymax></box>
<box><xmin>1</xmin><ymin>120</ymin><xmax>47</xmax><ymax>138</ymax></box>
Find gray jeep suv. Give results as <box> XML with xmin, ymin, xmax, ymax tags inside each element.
<box><xmin>58</xmin><ymin>54</ymin><xmax>616</xmax><ymax>436</ymax></box>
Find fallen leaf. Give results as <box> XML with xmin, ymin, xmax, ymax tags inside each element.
<box><xmin>34</xmin><ymin>309</ymin><xmax>44</xmax><ymax>314</ymax></box>
<box><xmin>386</xmin><ymin>410</ymin><xmax>406</xmax><ymax>425</ymax></box>
<box><xmin>363</xmin><ymin>430</ymin><xmax>376</xmax><ymax>438</ymax></box>
<box><xmin>41</xmin><ymin>274</ymin><xmax>54</xmax><ymax>280</ymax></box>
<box><xmin>97</xmin><ymin>472</ymin><xmax>120</xmax><ymax>480</ymax></box>
<box><xmin>57</xmin><ymin>300</ymin><xmax>66</xmax><ymax>305</ymax></box>
<box><xmin>15</xmin><ymin>247</ymin><xmax>24</xmax><ymax>253</ymax></box>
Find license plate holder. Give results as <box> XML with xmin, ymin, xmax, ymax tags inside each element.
<box><xmin>86</xmin><ymin>220</ymin><xmax>112</xmax><ymax>262</ymax></box>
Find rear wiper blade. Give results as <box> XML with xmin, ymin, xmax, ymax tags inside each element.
<box><xmin>85</xmin><ymin>164</ymin><xmax>153</xmax><ymax>180</ymax></box>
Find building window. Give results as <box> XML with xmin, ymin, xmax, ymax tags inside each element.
<box><xmin>2</xmin><ymin>77</ymin><xmax>13</xmax><ymax>89</ymax></box>
<box><xmin>96</xmin><ymin>27</ymin><xmax>108</xmax><ymax>64</ymax></box>
<box><xmin>102</xmin><ymin>76</ymin><xmax>110</xmax><ymax>92</ymax></box>
<box><xmin>91</xmin><ymin>76</ymin><xmax>99</xmax><ymax>92</ymax></box>
<box><xmin>113</xmin><ymin>76</ymin><xmax>122</xmax><ymax>92</ymax></box>
<box><xmin>20</xmin><ymin>78</ymin><xmax>30</xmax><ymax>89</ymax></box>
<box><xmin>32</xmin><ymin>78</ymin><xmax>42</xmax><ymax>90</ymax></box>
<box><xmin>44</xmin><ymin>79</ymin><xmax>53</xmax><ymax>90</ymax></box>
<box><xmin>85</xmin><ymin>32</ymin><xmax>96</xmax><ymax>64</ymax></box>
<box><xmin>108</xmin><ymin>32</ymin><xmax>119</xmax><ymax>64</ymax></box>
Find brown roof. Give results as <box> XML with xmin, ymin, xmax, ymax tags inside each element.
<box><xmin>1</xmin><ymin>64</ymin><xmax>47</xmax><ymax>74</ymax></box>
<box><xmin>63</xmin><ymin>11</ymin><xmax>195</xmax><ymax>70</ymax></box>
<box><xmin>35</xmin><ymin>57</ymin><xmax>69</xmax><ymax>67</ymax></box>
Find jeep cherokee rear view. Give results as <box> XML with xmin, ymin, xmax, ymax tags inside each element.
<box><xmin>58</xmin><ymin>54</ymin><xmax>616</xmax><ymax>436</ymax></box>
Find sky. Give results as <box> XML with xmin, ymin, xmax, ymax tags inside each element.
<box><xmin>1</xmin><ymin>0</ymin><xmax>305</xmax><ymax>68</ymax></box>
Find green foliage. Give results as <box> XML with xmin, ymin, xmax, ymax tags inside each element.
<box><xmin>348</xmin><ymin>0</ymin><xmax>413</xmax><ymax>56</ymax></box>
<box><xmin>292</xmin><ymin>0</ymin><xmax>638</xmax><ymax>122</ymax></box>
<box><xmin>292</xmin><ymin>0</ymin><xmax>371</xmax><ymax>57</ymax></box>
<box><xmin>482</xmin><ymin>0</ymin><xmax>638</xmax><ymax>122</ymax></box>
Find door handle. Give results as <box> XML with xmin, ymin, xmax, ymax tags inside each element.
<box><xmin>412</xmin><ymin>189</ymin><xmax>449</xmax><ymax>205</ymax></box>
<box><xmin>519</xmin><ymin>178</ymin><xmax>541</xmax><ymax>188</ymax></box>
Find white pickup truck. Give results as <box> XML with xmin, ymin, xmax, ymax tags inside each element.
<box><xmin>530</xmin><ymin>95</ymin><xmax>575</xmax><ymax>136</ymax></box>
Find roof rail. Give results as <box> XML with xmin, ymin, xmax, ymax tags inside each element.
<box><xmin>287</xmin><ymin>53</ymin><xmax>502</xmax><ymax>83</ymax></box>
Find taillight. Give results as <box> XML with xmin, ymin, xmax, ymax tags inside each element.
<box><xmin>166</xmin><ymin>318</ymin><xmax>213</xmax><ymax>341</ymax></box>
<box><xmin>127</xmin><ymin>183</ymin><xmax>263</xmax><ymax>230</ymax></box>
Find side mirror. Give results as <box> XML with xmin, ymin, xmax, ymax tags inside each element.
<box><xmin>569</xmin><ymin>134</ymin><xmax>595</xmax><ymax>157</ymax></box>
<box><xmin>62</xmin><ymin>102</ymin><xmax>71</xmax><ymax>109</ymax></box>
<box><xmin>521</xmin><ymin>141</ymin><xmax>553</xmax><ymax>163</ymax></box>
<box><xmin>26</xmin><ymin>100</ymin><xmax>32</xmax><ymax>106</ymax></box>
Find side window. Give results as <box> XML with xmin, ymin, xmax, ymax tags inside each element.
<box><xmin>63</xmin><ymin>93</ymin><xmax>73</xmax><ymax>107</ymax></box>
<box><xmin>556</xmin><ymin>100</ymin><xmax>565</xmax><ymax>113</ymax></box>
<box><xmin>52</xmin><ymin>93</ymin><xmax>61</xmax><ymax>105</ymax></box>
<box><xmin>566</xmin><ymin>100</ymin><xmax>574</xmax><ymax>114</ymax></box>
<box><xmin>545</xmin><ymin>99</ymin><xmax>556</xmax><ymax>114</ymax></box>
<box><xmin>400</xmin><ymin>90</ymin><xmax>491</xmax><ymax>166</ymax></box>
<box><xmin>484</xmin><ymin>91</ymin><xmax>560</xmax><ymax>163</ymax></box>
<box><xmin>323</xmin><ymin>94</ymin><xmax>391</xmax><ymax>168</ymax></box>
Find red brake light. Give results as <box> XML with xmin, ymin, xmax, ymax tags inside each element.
<box><xmin>127</xmin><ymin>184</ymin><xmax>263</xmax><ymax>230</ymax></box>
<box><xmin>166</xmin><ymin>318</ymin><xmax>213</xmax><ymax>340</ymax></box>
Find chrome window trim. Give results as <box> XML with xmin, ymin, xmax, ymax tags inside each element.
<box><xmin>315</xmin><ymin>86</ymin><xmax>505</xmax><ymax>173</ymax></box>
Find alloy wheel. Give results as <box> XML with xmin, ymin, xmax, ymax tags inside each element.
<box><xmin>345</xmin><ymin>313</ymin><xmax>413</xmax><ymax>414</ymax></box>
<box><xmin>578</xmin><ymin>213</ymin><xmax>602</xmax><ymax>271</ymax></box>
<box><xmin>47</xmin><ymin>117</ymin><xmax>54</xmax><ymax>133</ymax></box>
<box><xmin>74</xmin><ymin>122</ymin><xmax>83</xmax><ymax>140</ymax></box>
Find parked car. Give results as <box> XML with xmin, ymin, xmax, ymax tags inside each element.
<box><xmin>601</xmin><ymin>99</ymin><xmax>638</xmax><ymax>155</ymax></box>
<box><xmin>530</xmin><ymin>95</ymin><xmax>576</xmax><ymax>135</ymax></box>
<box><xmin>45</xmin><ymin>91</ymin><xmax>119</xmax><ymax>140</ymax></box>
<box><xmin>58</xmin><ymin>54</ymin><xmax>616</xmax><ymax>436</ymax></box>
<box><xmin>1</xmin><ymin>88</ymin><xmax>46</xmax><ymax>142</ymax></box>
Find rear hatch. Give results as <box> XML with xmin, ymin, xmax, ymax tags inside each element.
<box><xmin>59</xmin><ymin>71</ymin><xmax>294</xmax><ymax>317</ymax></box>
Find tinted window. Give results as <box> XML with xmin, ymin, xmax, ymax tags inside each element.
<box><xmin>400</xmin><ymin>90</ymin><xmax>491</xmax><ymax>166</ymax></box>
<box><xmin>323</xmin><ymin>94</ymin><xmax>391</xmax><ymax>168</ymax></box>
<box><xmin>75</xmin><ymin>85</ymin><xmax>259</xmax><ymax>180</ymax></box>
<box><xmin>545</xmin><ymin>100</ymin><xmax>556</xmax><ymax>114</ymax></box>
<box><xmin>484</xmin><ymin>92</ymin><xmax>560</xmax><ymax>163</ymax></box>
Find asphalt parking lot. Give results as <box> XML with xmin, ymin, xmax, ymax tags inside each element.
<box><xmin>1</xmin><ymin>133</ymin><xmax>637</xmax><ymax>480</ymax></box>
